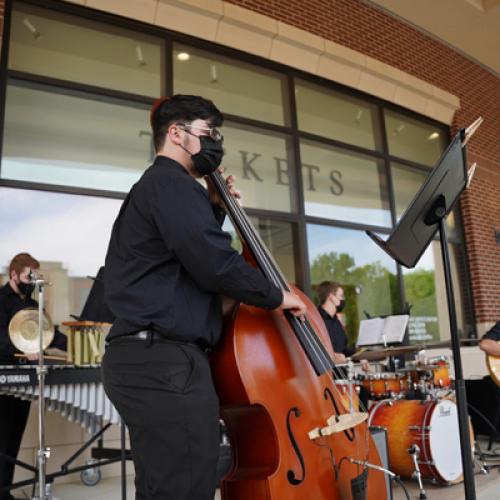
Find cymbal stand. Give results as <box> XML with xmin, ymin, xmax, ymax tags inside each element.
<box><xmin>408</xmin><ymin>444</ymin><xmax>426</xmax><ymax>500</ymax></box>
<box><xmin>347</xmin><ymin>360</ymin><xmax>355</xmax><ymax>413</ymax></box>
<box><xmin>32</xmin><ymin>274</ymin><xmax>50</xmax><ymax>500</ymax></box>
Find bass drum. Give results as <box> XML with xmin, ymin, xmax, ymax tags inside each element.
<box><xmin>368</xmin><ymin>398</ymin><xmax>473</xmax><ymax>484</ymax></box>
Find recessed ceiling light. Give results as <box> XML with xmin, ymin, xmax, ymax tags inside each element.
<box><xmin>428</xmin><ymin>132</ymin><xmax>440</xmax><ymax>140</ymax></box>
<box><xmin>177</xmin><ymin>52</ymin><xmax>190</xmax><ymax>61</ymax></box>
<box><xmin>23</xmin><ymin>18</ymin><xmax>41</xmax><ymax>40</ymax></box>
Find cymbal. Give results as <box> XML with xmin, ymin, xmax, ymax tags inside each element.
<box><xmin>430</xmin><ymin>338</ymin><xmax>480</xmax><ymax>348</ymax></box>
<box><xmin>351</xmin><ymin>337</ymin><xmax>481</xmax><ymax>362</ymax></box>
<box><xmin>396</xmin><ymin>364</ymin><xmax>442</xmax><ymax>372</ymax></box>
<box><xmin>9</xmin><ymin>308</ymin><xmax>54</xmax><ymax>354</ymax></box>
<box><xmin>351</xmin><ymin>344</ymin><xmax>424</xmax><ymax>361</ymax></box>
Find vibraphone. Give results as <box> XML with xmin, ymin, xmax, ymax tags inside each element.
<box><xmin>0</xmin><ymin>364</ymin><xmax>130</xmax><ymax>499</ymax></box>
<box><xmin>0</xmin><ymin>364</ymin><xmax>120</xmax><ymax>432</ymax></box>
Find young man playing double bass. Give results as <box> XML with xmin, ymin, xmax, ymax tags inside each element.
<box><xmin>102</xmin><ymin>95</ymin><xmax>306</xmax><ymax>500</ymax></box>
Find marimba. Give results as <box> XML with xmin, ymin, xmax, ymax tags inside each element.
<box><xmin>0</xmin><ymin>364</ymin><xmax>120</xmax><ymax>433</ymax></box>
<box><xmin>0</xmin><ymin>364</ymin><xmax>129</xmax><ymax>499</ymax></box>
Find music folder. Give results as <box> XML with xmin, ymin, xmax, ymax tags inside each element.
<box><xmin>355</xmin><ymin>315</ymin><xmax>409</xmax><ymax>347</ymax></box>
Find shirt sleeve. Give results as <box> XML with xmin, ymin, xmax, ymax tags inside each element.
<box><xmin>482</xmin><ymin>322</ymin><xmax>500</xmax><ymax>341</ymax></box>
<box><xmin>0</xmin><ymin>298</ymin><xmax>16</xmax><ymax>360</ymax></box>
<box><xmin>151</xmin><ymin>176</ymin><xmax>283</xmax><ymax>310</ymax></box>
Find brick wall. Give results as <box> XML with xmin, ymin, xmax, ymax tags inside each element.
<box><xmin>227</xmin><ymin>0</ymin><xmax>500</xmax><ymax>324</ymax></box>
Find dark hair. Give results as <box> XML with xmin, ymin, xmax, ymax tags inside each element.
<box><xmin>9</xmin><ymin>253</ymin><xmax>40</xmax><ymax>278</ymax></box>
<box><xmin>150</xmin><ymin>94</ymin><xmax>224</xmax><ymax>152</ymax></box>
<box><xmin>317</xmin><ymin>281</ymin><xmax>342</xmax><ymax>305</ymax></box>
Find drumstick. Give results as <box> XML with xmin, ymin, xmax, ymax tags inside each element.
<box><xmin>14</xmin><ymin>353</ymin><xmax>67</xmax><ymax>361</ymax></box>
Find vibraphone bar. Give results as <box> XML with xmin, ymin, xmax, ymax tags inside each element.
<box><xmin>0</xmin><ymin>364</ymin><xmax>131</xmax><ymax>500</ymax></box>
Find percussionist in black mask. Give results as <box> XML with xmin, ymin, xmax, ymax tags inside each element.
<box><xmin>317</xmin><ymin>280</ymin><xmax>370</xmax><ymax>372</ymax></box>
<box><xmin>0</xmin><ymin>252</ymin><xmax>67</xmax><ymax>500</ymax></box>
<box><xmin>102</xmin><ymin>95</ymin><xmax>306</xmax><ymax>500</ymax></box>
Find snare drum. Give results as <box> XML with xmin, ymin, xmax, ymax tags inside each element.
<box><xmin>369</xmin><ymin>398</ymin><xmax>473</xmax><ymax>484</ymax></box>
<box><xmin>360</xmin><ymin>373</ymin><xmax>408</xmax><ymax>399</ymax></box>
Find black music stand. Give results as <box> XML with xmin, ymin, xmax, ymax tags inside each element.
<box><xmin>366</xmin><ymin>121</ymin><xmax>481</xmax><ymax>500</ymax></box>
<box><xmin>78</xmin><ymin>267</ymin><xmax>115</xmax><ymax>323</ymax></box>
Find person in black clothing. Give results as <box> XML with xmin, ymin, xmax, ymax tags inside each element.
<box><xmin>317</xmin><ymin>281</ymin><xmax>370</xmax><ymax>371</ymax></box>
<box><xmin>102</xmin><ymin>95</ymin><xmax>306</xmax><ymax>500</ymax></box>
<box><xmin>317</xmin><ymin>281</ymin><xmax>371</xmax><ymax>410</ymax></box>
<box><xmin>0</xmin><ymin>253</ymin><xmax>67</xmax><ymax>500</ymax></box>
<box><xmin>479</xmin><ymin>322</ymin><xmax>500</xmax><ymax>356</ymax></box>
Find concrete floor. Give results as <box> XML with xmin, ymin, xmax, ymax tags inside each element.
<box><xmin>10</xmin><ymin>440</ymin><xmax>500</xmax><ymax>500</ymax></box>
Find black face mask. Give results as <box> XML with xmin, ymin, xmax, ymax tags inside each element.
<box><xmin>336</xmin><ymin>299</ymin><xmax>346</xmax><ymax>313</ymax></box>
<box><xmin>18</xmin><ymin>281</ymin><xmax>34</xmax><ymax>296</ymax></box>
<box><xmin>191</xmin><ymin>135</ymin><xmax>224</xmax><ymax>176</ymax></box>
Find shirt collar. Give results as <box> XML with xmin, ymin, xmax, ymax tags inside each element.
<box><xmin>154</xmin><ymin>155</ymin><xmax>190</xmax><ymax>177</ymax></box>
<box><xmin>2</xmin><ymin>282</ymin><xmax>18</xmax><ymax>296</ymax></box>
<box><xmin>318</xmin><ymin>305</ymin><xmax>335</xmax><ymax>320</ymax></box>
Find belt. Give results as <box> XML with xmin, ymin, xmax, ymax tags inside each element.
<box><xmin>107</xmin><ymin>330</ymin><xmax>211</xmax><ymax>353</ymax></box>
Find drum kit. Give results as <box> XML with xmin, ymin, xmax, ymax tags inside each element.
<box><xmin>337</xmin><ymin>341</ymin><xmax>479</xmax><ymax>492</ymax></box>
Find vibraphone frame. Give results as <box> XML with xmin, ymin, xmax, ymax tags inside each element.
<box><xmin>0</xmin><ymin>365</ymin><xmax>132</xmax><ymax>499</ymax></box>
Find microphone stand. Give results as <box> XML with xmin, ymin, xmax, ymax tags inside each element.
<box><xmin>32</xmin><ymin>273</ymin><xmax>50</xmax><ymax>500</ymax></box>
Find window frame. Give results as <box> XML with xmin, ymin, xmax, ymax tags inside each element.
<box><xmin>0</xmin><ymin>0</ymin><xmax>476</xmax><ymax>337</ymax></box>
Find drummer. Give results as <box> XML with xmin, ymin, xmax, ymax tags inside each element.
<box><xmin>317</xmin><ymin>280</ymin><xmax>371</xmax><ymax>372</ymax></box>
<box><xmin>0</xmin><ymin>252</ymin><xmax>67</xmax><ymax>500</ymax></box>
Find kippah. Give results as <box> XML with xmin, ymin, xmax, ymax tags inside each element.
<box><xmin>150</xmin><ymin>96</ymin><xmax>169</xmax><ymax>128</ymax></box>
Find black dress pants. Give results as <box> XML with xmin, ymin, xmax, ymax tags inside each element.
<box><xmin>102</xmin><ymin>338</ymin><xmax>220</xmax><ymax>500</ymax></box>
<box><xmin>0</xmin><ymin>395</ymin><xmax>31</xmax><ymax>500</ymax></box>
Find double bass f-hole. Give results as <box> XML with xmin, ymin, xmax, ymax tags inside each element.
<box><xmin>324</xmin><ymin>387</ymin><xmax>355</xmax><ymax>441</ymax></box>
<box><xmin>286</xmin><ymin>407</ymin><xmax>305</xmax><ymax>485</ymax></box>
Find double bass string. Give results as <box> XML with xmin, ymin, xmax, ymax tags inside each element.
<box><xmin>211</xmin><ymin>171</ymin><xmax>371</xmax><ymax>468</ymax></box>
<box><xmin>210</xmin><ymin>171</ymin><xmax>370</xmax><ymax>417</ymax></box>
<box><xmin>210</xmin><ymin>172</ymin><xmax>335</xmax><ymax>374</ymax></box>
<box><xmin>210</xmin><ymin>172</ymin><xmax>367</xmax><ymax>405</ymax></box>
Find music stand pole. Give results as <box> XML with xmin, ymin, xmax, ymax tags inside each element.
<box><xmin>34</xmin><ymin>278</ymin><xmax>50</xmax><ymax>500</ymax></box>
<box><xmin>425</xmin><ymin>195</ymin><xmax>476</xmax><ymax>499</ymax></box>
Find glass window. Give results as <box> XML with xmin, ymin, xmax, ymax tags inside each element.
<box><xmin>2</xmin><ymin>83</ymin><xmax>152</xmax><ymax>192</ymax></box>
<box><xmin>221</xmin><ymin>122</ymin><xmax>295</xmax><ymax>212</ymax></box>
<box><xmin>0</xmin><ymin>187</ymin><xmax>122</xmax><ymax>325</ymax></box>
<box><xmin>385</xmin><ymin>110</ymin><xmax>447</xmax><ymax>167</ymax></box>
<box><xmin>173</xmin><ymin>44</ymin><xmax>287</xmax><ymax>126</ymax></box>
<box><xmin>307</xmin><ymin>224</ymin><xmax>399</xmax><ymax>346</ymax></box>
<box><xmin>222</xmin><ymin>217</ymin><xmax>297</xmax><ymax>284</ymax></box>
<box><xmin>251</xmin><ymin>217</ymin><xmax>297</xmax><ymax>284</ymax></box>
<box><xmin>295</xmin><ymin>79</ymin><xmax>380</xmax><ymax>150</ymax></box>
<box><xmin>403</xmin><ymin>241</ymin><xmax>470</xmax><ymax>343</ymax></box>
<box><xmin>300</xmin><ymin>140</ymin><xmax>391</xmax><ymax>226</ymax></box>
<box><xmin>9</xmin><ymin>3</ymin><xmax>163</xmax><ymax>96</ymax></box>
<box><xmin>391</xmin><ymin>162</ymin><xmax>458</xmax><ymax>237</ymax></box>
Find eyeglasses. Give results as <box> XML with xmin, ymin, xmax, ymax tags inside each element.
<box><xmin>178</xmin><ymin>123</ymin><xmax>223</xmax><ymax>142</ymax></box>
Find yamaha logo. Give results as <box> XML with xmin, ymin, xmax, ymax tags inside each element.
<box><xmin>0</xmin><ymin>374</ymin><xmax>31</xmax><ymax>384</ymax></box>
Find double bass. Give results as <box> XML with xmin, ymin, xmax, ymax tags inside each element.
<box><xmin>209</xmin><ymin>170</ymin><xmax>388</xmax><ymax>499</ymax></box>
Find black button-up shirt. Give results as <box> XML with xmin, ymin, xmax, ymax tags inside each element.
<box><xmin>0</xmin><ymin>283</ymin><xmax>67</xmax><ymax>364</ymax></box>
<box><xmin>318</xmin><ymin>306</ymin><xmax>355</xmax><ymax>357</ymax></box>
<box><xmin>104</xmin><ymin>156</ymin><xmax>283</xmax><ymax>347</ymax></box>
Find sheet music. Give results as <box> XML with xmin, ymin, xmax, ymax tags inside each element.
<box><xmin>382</xmin><ymin>315</ymin><xmax>409</xmax><ymax>343</ymax></box>
<box><xmin>356</xmin><ymin>318</ymin><xmax>384</xmax><ymax>346</ymax></box>
<box><xmin>356</xmin><ymin>315</ymin><xmax>409</xmax><ymax>346</ymax></box>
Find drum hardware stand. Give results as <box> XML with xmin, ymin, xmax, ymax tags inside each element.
<box><xmin>30</xmin><ymin>271</ymin><xmax>50</xmax><ymax>500</ymax></box>
<box><xmin>347</xmin><ymin>360</ymin><xmax>355</xmax><ymax>413</ymax></box>
<box><xmin>408</xmin><ymin>444</ymin><xmax>427</xmax><ymax>500</ymax></box>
